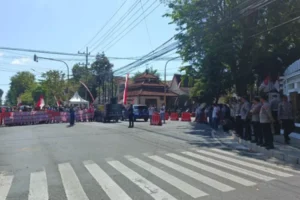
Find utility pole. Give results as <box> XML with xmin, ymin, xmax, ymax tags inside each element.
<box><xmin>78</xmin><ymin>47</ymin><xmax>90</xmax><ymax>100</ymax></box>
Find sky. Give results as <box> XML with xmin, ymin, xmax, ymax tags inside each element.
<box><xmin>0</xmin><ymin>0</ymin><xmax>184</xmax><ymax>101</ymax></box>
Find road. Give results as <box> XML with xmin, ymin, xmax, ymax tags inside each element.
<box><xmin>0</xmin><ymin>120</ymin><xmax>300</xmax><ymax>200</ymax></box>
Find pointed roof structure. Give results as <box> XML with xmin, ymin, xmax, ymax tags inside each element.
<box><xmin>69</xmin><ymin>92</ymin><xmax>89</xmax><ymax>105</ymax></box>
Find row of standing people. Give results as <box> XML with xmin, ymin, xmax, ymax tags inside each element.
<box><xmin>232</xmin><ymin>95</ymin><xmax>294</xmax><ymax>149</ymax></box>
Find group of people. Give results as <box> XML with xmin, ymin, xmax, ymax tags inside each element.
<box><xmin>232</xmin><ymin>94</ymin><xmax>294</xmax><ymax>149</ymax></box>
<box><xmin>197</xmin><ymin>94</ymin><xmax>295</xmax><ymax>149</ymax></box>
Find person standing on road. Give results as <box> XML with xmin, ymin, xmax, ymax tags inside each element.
<box><xmin>240</xmin><ymin>97</ymin><xmax>251</xmax><ymax>140</ymax></box>
<box><xmin>148</xmin><ymin>105</ymin><xmax>154</xmax><ymax>124</ymax></box>
<box><xmin>128</xmin><ymin>104</ymin><xmax>134</xmax><ymax>128</ymax></box>
<box><xmin>160</xmin><ymin>103</ymin><xmax>166</xmax><ymax>124</ymax></box>
<box><xmin>270</xmin><ymin>94</ymin><xmax>280</xmax><ymax>135</ymax></box>
<box><xmin>260</xmin><ymin>95</ymin><xmax>275</xmax><ymax>149</ymax></box>
<box><xmin>278</xmin><ymin>95</ymin><xmax>295</xmax><ymax>144</ymax></box>
<box><xmin>212</xmin><ymin>104</ymin><xmax>220</xmax><ymax>130</ymax></box>
<box><xmin>251</xmin><ymin>97</ymin><xmax>262</xmax><ymax>144</ymax></box>
<box><xmin>234</xmin><ymin>99</ymin><xmax>243</xmax><ymax>137</ymax></box>
<box><xmin>69</xmin><ymin>106</ymin><xmax>75</xmax><ymax>126</ymax></box>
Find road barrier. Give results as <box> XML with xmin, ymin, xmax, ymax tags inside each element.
<box><xmin>151</xmin><ymin>113</ymin><xmax>162</xmax><ymax>126</ymax></box>
<box><xmin>165</xmin><ymin>113</ymin><xmax>169</xmax><ymax>120</ymax></box>
<box><xmin>0</xmin><ymin>110</ymin><xmax>94</xmax><ymax>127</ymax></box>
<box><xmin>181</xmin><ymin>112</ymin><xmax>191</xmax><ymax>121</ymax></box>
<box><xmin>170</xmin><ymin>113</ymin><xmax>179</xmax><ymax>121</ymax></box>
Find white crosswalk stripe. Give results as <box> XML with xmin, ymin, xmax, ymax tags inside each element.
<box><xmin>58</xmin><ymin>163</ymin><xmax>89</xmax><ymax>200</ymax></box>
<box><xmin>28</xmin><ymin>170</ymin><xmax>48</xmax><ymax>200</ymax></box>
<box><xmin>166</xmin><ymin>153</ymin><xmax>256</xmax><ymax>186</ymax></box>
<box><xmin>182</xmin><ymin>151</ymin><xmax>275</xmax><ymax>181</ymax></box>
<box><xmin>0</xmin><ymin>174</ymin><xmax>13</xmax><ymax>200</ymax></box>
<box><xmin>108</xmin><ymin>160</ymin><xmax>177</xmax><ymax>200</ymax></box>
<box><xmin>211</xmin><ymin>148</ymin><xmax>300</xmax><ymax>174</ymax></box>
<box><xmin>2</xmin><ymin>148</ymin><xmax>296</xmax><ymax>200</ymax></box>
<box><xmin>84</xmin><ymin>160</ymin><xmax>132</xmax><ymax>200</ymax></box>
<box><xmin>126</xmin><ymin>155</ymin><xmax>208</xmax><ymax>198</ymax></box>
<box><xmin>148</xmin><ymin>155</ymin><xmax>235</xmax><ymax>192</ymax></box>
<box><xmin>193</xmin><ymin>149</ymin><xmax>293</xmax><ymax>177</ymax></box>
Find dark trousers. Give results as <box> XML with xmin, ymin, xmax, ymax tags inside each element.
<box><xmin>235</xmin><ymin>116</ymin><xmax>243</xmax><ymax>136</ymax></box>
<box><xmin>272</xmin><ymin>111</ymin><xmax>280</xmax><ymax>135</ymax></box>
<box><xmin>242</xmin><ymin>119</ymin><xmax>251</xmax><ymax>140</ymax></box>
<box><xmin>282</xmin><ymin>119</ymin><xmax>294</xmax><ymax>142</ymax></box>
<box><xmin>252</xmin><ymin>121</ymin><xmax>262</xmax><ymax>144</ymax></box>
<box><xmin>261</xmin><ymin>123</ymin><xmax>274</xmax><ymax>147</ymax></box>
<box><xmin>129</xmin><ymin>115</ymin><xmax>134</xmax><ymax>127</ymax></box>
<box><xmin>70</xmin><ymin>114</ymin><xmax>75</xmax><ymax>125</ymax></box>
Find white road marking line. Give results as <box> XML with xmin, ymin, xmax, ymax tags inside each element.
<box><xmin>84</xmin><ymin>160</ymin><xmax>132</xmax><ymax>200</ymax></box>
<box><xmin>182</xmin><ymin>151</ymin><xmax>275</xmax><ymax>181</ymax></box>
<box><xmin>126</xmin><ymin>156</ymin><xmax>208</xmax><ymax>198</ymax></box>
<box><xmin>194</xmin><ymin>149</ymin><xmax>293</xmax><ymax>177</ymax></box>
<box><xmin>28</xmin><ymin>170</ymin><xmax>48</xmax><ymax>200</ymax></box>
<box><xmin>166</xmin><ymin>153</ymin><xmax>256</xmax><ymax>186</ymax></box>
<box><xmin>0</xmin><ymin>175</ymin><xmax>13</xmax><ymax>200</ymax></box>
<box><xmin>148</xmin><ymin>155</ymin><xmax>235</xmax><ymax>192</ymax></box>
<box><xmin>211</xmin><ymin>148</ymin><xmax>300</xmax><ymax>174</ymax></box>
<box><xmin>108</xmin><ymin>160</ymin><xmax>177</xmax><ymax>200</ymax></box>
<box><xmin>58</xmin><ymin>163</ymin><xmax>89</xmax><ymax>200</ymax></box>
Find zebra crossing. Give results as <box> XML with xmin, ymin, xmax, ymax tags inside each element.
<box><xmin>0</xmin><ymin>148</ymin><xmax>298</xmax><ymax>200</ymax></box>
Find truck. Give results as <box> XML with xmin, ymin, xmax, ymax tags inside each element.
<box><xmin>94</xmin><ymin>103</ymin><xmax>123</xmax><ymax>123</ymax></box>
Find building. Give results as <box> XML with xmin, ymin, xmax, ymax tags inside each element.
<box><xmin>169</xmin><ymin>74</ymin><xmax>192</xmax><ymax>96</ymax></box>
<box><xmin>119</xmin><ymin>73</ymin><xmax>177</xmax><ymax>106</ymax></box>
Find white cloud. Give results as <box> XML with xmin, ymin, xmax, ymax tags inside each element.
<box><xmin>11</xmin><ymin>57</ymin><xmax>31</xmax><ymax>65</ymax></box>
<box><xmin>0</xmin><ymin>52</ymin><xmax>3</xmax><ymax>57</ymax></box>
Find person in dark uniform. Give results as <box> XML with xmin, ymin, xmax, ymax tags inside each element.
<box><xmin>278</xmin><ymin>95</ymin><xmax>295</xmax><ymax>144</ymax></box>
<box><xmin>69</xmin><ymin>106</ymin><xmax>75</xmax><ymax>126</ymax></box>
<box><xmin>128</xmin><ymin>104</ymin><xmax>134</xmax><ymax>128</ymax></box>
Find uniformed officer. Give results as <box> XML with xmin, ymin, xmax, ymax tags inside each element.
<box><xmin>259</xmin><ymin>95</ymin><xmax>275</xmax><ymax>149</ymax></box>
<box><xmin>278</xmin><ymin>95</ymin><xmax>294</xmax><ymax>144</ymax></box>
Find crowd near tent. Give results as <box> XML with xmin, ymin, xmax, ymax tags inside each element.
<box><xmin>69</xmin><ymin>92</ymin><xmax>89</xmax><ymax>108</ymax></box>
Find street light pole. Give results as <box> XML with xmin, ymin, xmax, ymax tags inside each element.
<box><xmin>33</xmin><ymin>54</ymin><xmax>70</xmax><ymax>83</ymax></box>
<box><xmin>164</xmin><ymin>56</ymin><xmax>180</xmax><ymax>105</ymax></box>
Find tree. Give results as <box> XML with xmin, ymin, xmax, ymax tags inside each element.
<box><xmin>164</xmin><ymin>0</ymin><xmax>300</xmax><ymax>101</ymax></box>
<box><xmin>6</xmin><ymin>71</ymin><xmax>36</xmax><ymax>105</ymax></box>
<box><xmin>90</xmin><ymin>53</ymin><xmax>114</xmax><ymax>103</ymax></box>
<box><xmin>0</xmin><ymin>88</ymin><xmax>3</xmax><ymax>105</ymax></box>
<box><xmin>40</xmin><ymin>70</ymin><xmax>67</xmax><ymax>105</ymax></box>
<box><xmin>131</xmin><ymin>67</ymin><xmax>160</xmax><ymax>81</ymax></box>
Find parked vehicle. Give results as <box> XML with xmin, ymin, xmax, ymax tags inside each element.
<box><xmin>94</xmin><ymin>103</ymin><xmax>123</xmax><ymax>123</ymax></box>
<box><xmin>122</xmin><ymin>104</ymin><xmax>149</xmax><ymax>122</ymax></box>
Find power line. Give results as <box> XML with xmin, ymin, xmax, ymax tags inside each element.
<box><xmin>103</xmin><ymin>1</ymin><xmax>161</xmax><ymax>52</ymax></box>
<box><xmin>89</xmin><ymin>0</ymin><xmax>140</xmax><ymax>52</ymax></box>
<box><xmin>139</xmin><ymin>0</ymin><xmax>153</xmax><ymax>49</ymax></box>
<box><xmin>79</xmin><ymin>0</ymin><xmax>128</xmax><ymax>51</ymax></box>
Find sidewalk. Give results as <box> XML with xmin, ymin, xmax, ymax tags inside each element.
<box><xmin>212</xmin><ymin>129</ymin><xmax>300</xmax><ymax>165</ymax></box>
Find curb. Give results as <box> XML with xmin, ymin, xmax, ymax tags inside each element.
<box><xmin>231</xmin><ymin>132</ymin><xmax>300</xmax><ymax>165</ymax></box>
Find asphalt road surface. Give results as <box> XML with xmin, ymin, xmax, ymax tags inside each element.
<box><xmin>0</xmin><ymin>120</ymin><xmax>300</xmax><ymax>200</ymax></box>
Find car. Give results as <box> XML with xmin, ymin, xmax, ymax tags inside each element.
<box><xmin>122</xmin><ymin>104</ymin><xmax>149</xmax><ymax>122</ymax></box>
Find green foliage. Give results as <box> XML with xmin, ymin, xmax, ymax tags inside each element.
<box><xmin>164</xmin><ymin>0</ymin><xmax>300</xmax><ymax>102</ymax></box>
<box><xmin>6</xmin><ymin>71</ymin><xmax>36</xmax><ymax>105</ymax></box>
<box><xmin>131</xmin><ymin>67</ymin><xmax>160</xmax><ymax>81</ymax></box>
<box><xmin>40</xmin><ymin>70</ymin><xmax>67</xmax><ymax>105</ymax></box>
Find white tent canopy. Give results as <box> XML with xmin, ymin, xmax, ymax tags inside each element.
<box><xmin>69</xmin><ymin>92</ymin><xmax>89</xmax><ymax>107</ymax></box>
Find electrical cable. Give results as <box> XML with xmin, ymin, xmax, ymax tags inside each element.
<box><xmin>79</xmin><ymin>0</ymin><xmax>128</xmax><ymax>51</ymax></box>
<box><xmin>103</xmin><ymin>1</ymin><xmax>161</xmax><ymax>52</ymax></box>
<box><xmin>90</xmin><ymin>0</ymin><xmax>140</xmax><ymax>52</ymax></box>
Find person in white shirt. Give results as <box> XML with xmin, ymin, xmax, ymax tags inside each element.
<box><xmin>212</xmin><ymin>104</ymin><xmax>220</xmax><ymax>130</ymax></box>
<box><xmin>160</xmin><ymin>103</ymin><xmax>166</xmax><ymax>124</ymax></box>
<box><xmin>148</xmin><ymin>105</ymin><xmax>154</xmax><ymax>124</ymax></box>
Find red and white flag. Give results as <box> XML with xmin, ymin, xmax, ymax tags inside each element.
<box><xmin>36</xmin><ymin>95</ymin><xmax>45</xmax><ymax>109</ymax></box>
<box><xmin>123</xmin><ymin>74</ymin><xmax>129</xmax><ymax>105</ymax></box>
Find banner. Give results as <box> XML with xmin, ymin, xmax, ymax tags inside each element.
<box><xmin>123</xmin><ymin>73</ymin><xmax>129</xmax><ymax>105</ymax></box>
